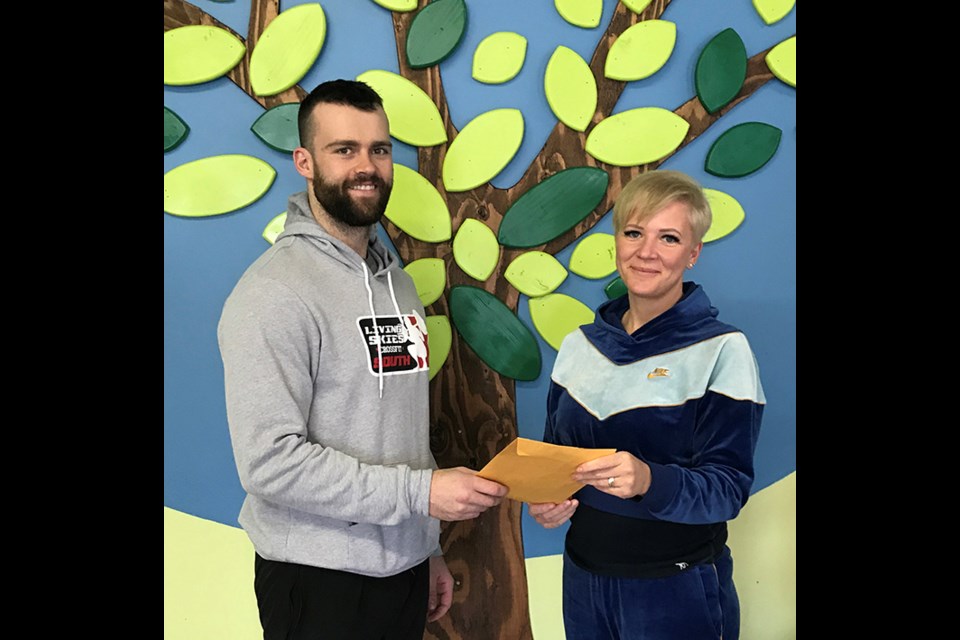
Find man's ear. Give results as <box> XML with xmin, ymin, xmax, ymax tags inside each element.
<box><xmin>293</xmin><ymin>147</ymin><xmax>313</xmax><ymax>180</ymax></box>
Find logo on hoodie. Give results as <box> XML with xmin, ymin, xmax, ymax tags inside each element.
<box><xmin>357</xmin><ymin>310</ymin><xmax>430</xmax><ymax>376</ymax></box>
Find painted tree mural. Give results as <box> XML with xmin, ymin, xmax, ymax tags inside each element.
<box><xmin>164</xmin><ymin>1</ymin><xmax>796</xmax><ymax>638</ymax></box>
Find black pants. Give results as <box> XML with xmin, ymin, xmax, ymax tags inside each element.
<box><xmin>253</xmin><ymin>554</ymin><xmax>430</xmax><ymax>640</ymax></box>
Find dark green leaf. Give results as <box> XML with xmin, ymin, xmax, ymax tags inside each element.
<box><xmin>164</xmin><ymin>107</ymin><xmax>189</xmax><ymax>152</ymax></box>
<box><xmin>705</xmin><ymin>122</ymin><xmax>782</xmax><ymax>178</ymax></box>
<box><xmin>498</xmin><ymin>167</ymin><xmax>609</xmax><ymax>248</ymax></box>
<box><xmin>251</xmin><ymin>103</ymin><xmax>300</xmax><ymax>153</ymax></box>
<box><xmin>406</xmin><ymin>0</ymin><xmax>467</xmax><ymax>69</ymax></box>
<box><xmin>695</xmin><ymin>28</ymin><xmax>747</xmax><ymax>114</ymax></box>
<box><xmin>604</xmin><ymin>276</ymin><xmax>626</xmax><ymax>300</ymax></box>
<box><xmin>449</xmin><ymin>285</ymin><xmax>541</xmax><ymax>381</ymax></box>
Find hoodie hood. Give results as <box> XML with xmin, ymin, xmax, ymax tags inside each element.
<box><xmin>583</xmin><ymin>282</ymin><xmax>738</xmax><ymax>365</ymax></box>
<box><xmin>275</xmin><ymin>191</ymin><xmax>399</xmax><ymax>277</ymax></box>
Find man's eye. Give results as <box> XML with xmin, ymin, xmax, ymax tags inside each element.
<box><xmin>373</xmin><ymin>147</ymin><xmax>391</xmax><ymax>155</ymax></box>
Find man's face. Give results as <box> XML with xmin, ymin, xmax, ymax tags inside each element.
<box><xmin>305</xmin><ymin>103</ymin><xmax>393</xmax><ymax>227</ymax></box>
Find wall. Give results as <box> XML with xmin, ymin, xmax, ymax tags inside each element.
<box><xmin>165</xmin><ymin>1</ymin><xmax>796</xmax><ymax>637</ymax></box>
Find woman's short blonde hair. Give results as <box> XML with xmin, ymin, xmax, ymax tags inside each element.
<box><xmin>612</xmin><ymin>170</ymin><xmax>712</xmax><ymax>243</ymax></box>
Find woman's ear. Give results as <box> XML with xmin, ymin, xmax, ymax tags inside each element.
<box><xmin>292</xmin><ymin>147</ymin><xmax>313</xmax><ymax>180</ymax></box>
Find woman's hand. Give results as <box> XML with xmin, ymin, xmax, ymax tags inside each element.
<box><xmin>528</xmin><ymin>499</ymin><xmax>578</xmax><ymax>528</ymax></box>
<box><xmin>572</xmin><ymin>451</ymin><xmax>651</xmax><ymax>499</ymax></box>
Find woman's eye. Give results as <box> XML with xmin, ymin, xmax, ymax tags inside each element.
<box><xmin>662</xmin><ymin>234</ymin><xmax>680</xmax><ymax>244</ymax></box>
<box><xmin>624</xmin><ymin>230</ymin><xmax>640</xmax><ymax>239</ymax></box>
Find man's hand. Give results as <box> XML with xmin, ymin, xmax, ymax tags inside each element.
<box><xmin>429</xmin><ymin>467</ymin><xmax>508</xmax><ymax>521</ymax></box>
<box><xmin>427</xmin><ymin>555</ymin><xmax>454</xmax><ymax>622</ymax></box>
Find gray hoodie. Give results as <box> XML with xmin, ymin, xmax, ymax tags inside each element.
<box><xmin>217</xmin><ymin>191</ymin><xmax>439</xmax><ymax>577</ymax></box>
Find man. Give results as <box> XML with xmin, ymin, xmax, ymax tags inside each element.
<box><xmin>218</xmin><ymin>79</ymin><xmax>508</xmax><ymax>640</ymax></box>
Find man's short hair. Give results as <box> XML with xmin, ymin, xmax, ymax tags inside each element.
<box><xmin>298</xmin><ymin>79</ymin><xmax>385</xmax><ymax>150</ymax></box>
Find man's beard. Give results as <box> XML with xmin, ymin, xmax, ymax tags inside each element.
<box><xmin>311</xmin><ymin>170</ymin><xmax>392</xmax><ymax>228</ymax></box>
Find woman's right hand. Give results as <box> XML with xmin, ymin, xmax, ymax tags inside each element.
<box><xmin>528</xmin><ymin>499</ymin><xmax>578</xmax><ymax>529</ymax></box>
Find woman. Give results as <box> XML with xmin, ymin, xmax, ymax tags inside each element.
<box><xmin>529</xmin><ymin>170</ymin><xmax>765</xmax><ymax>639</ymax></box>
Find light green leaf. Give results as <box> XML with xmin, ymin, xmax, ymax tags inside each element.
<box><xmin>505</xmin><ymin>252</ymin><xmax>568</xmax><ymax>297</ymax></box>
<box><xmin>356</xmin><ymin>70</ymin><xmax>447</xmax><ymax>146</ymax></box>
<box><xmin>554</xmin><ymin>0</ymin><xmax>602</xmax><ymax>28</ymax></box>
<box><xmin>544</xmin><ymin>46</ymin><xmax>597</xmax><ymax>132</ymax></box>
<box><xmin>452</xmin><ymin>219</ymin><xmax>500</xmax><ymax>282</ymax></box>
<box><xmin>164</xmin><ymin>155</ymin><xmax>276</xmax><ymax>217</ymax></box>
<box><xmin>372</xmin><ymin>0</ymin><xmax>418</xmax><ymax>11</ymax></box>
<box><xmin>249</xmin><ymin>3</ymin><xmax>327</xmax><ymax>96</ymax></box>
<box><xmin>529</xmin><ymin>293</ymin><xmax>595</xmax><ymax>351</ymax></box>
<box><xmin>585</xmin><ymin>108</ymin><xmax>689</xmax><ymax>166</ymax></box>
<box><xmin>702</xmin><ymin>189</ymin><xmax>745</xmax><ymax>243</ymax></box>
<box><xmin>472</xmin><ymin>32</ymin><xmax>527</xmax><ymax>84</ymax></box>
<box><xmin>164</xmin><ymin>25</ymin><xmax>245</xmax><ymax>86</ymax></box>
<box><xmin>752</xmin><ymin>0</ymin><xmax>795</xmax><ymax>25</ymax></box>
<box><xmin>622</xmin><ymin>0</ymin><xmax>653</xmax><ymax>14</ymax></box>
<box><xmin>766</xmin><ymin>36</ymin><xmax>796</xmax><ymax>88</ymax></box>
<box><xmin>443</xmin><ymin>108</ymin><xmax>524</xmax><ymax>192</ymax></box>
<box><xmin>404</xmin><ymin>258</ymin><xmax>446</xmax><ymax>307</ymax></box>
<box><xmin>605</xmin><ymin>20</ymin><xmax>676</xmax><ymax>81</ymax></box>
<box><xmin>262</xmin><ymin>212</ymin><xmax>286</xmax><ymax>244</ymax></box>
<box><xmin>383</xmin><ymin>164</ymin><xmax>452</xmax><ymax>242</ymax></box>
<box><xmin>569</xmin><ymin>233</ymin><xmax>616</xmax><ymax>279</ymax></box>
<box><xmin>426</xmin><ymin>315</ymin><xmax>452</xmax><ymax>381</ymax></box>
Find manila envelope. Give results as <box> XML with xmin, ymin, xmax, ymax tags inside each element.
<box><xmin>476</xmin><ymin>437</ymin><xmax>616</xmax><ymax>503</ymax></box>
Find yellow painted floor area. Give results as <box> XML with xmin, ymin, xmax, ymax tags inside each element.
<box><xmin>165</xmin><ymin>472</ymin><xmax>795</xmax><ymax>639</ymax></box>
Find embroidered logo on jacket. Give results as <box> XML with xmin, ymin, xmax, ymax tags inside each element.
<box><xmin>357</xmin><ymin>310</ymin><xmax>430</xmax><ymax>376</ymax></box>
<box><xmin>647</xmin><ymin>367</ymin><xmax>670</xmax><ymax>379</ymax></box>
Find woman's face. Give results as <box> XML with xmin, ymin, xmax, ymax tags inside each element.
<box><xmin>615</xmin><ymin>200</ymin><xmax>702</xmax><ymax>306</ymax></box>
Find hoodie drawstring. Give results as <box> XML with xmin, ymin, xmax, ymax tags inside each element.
<box><xmin>362</xmin><ymin>262</ymin><xmax>384</xmax><ymax>399</ymax></box>
<box><xmin>363</xmin><ymin>264</ymin><xmax>408</xmax><ymax>399</ymax></box>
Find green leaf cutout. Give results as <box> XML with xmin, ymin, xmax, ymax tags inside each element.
<box><xmin>766</xmin><ymin>36</ymin><xmax>796</xmax><ymax>88</ymax></box>
<box><xmin>404</xmin><ymin>258</ymin><xmax>446</xmax><ymax>307</ymax></box>
<box><xmin>529</xmin><ymin>293</ymin><xmax>595</xmax><ymax>351</ymax></box>
<box><xmin>702</xmin><ymin>189</ymin><xmax>745</xmax><ymax>243</ymax></box>
<box><xmin>554</xmin><ymin>0</ymin><xmax>602</xmax><ymax>29</ymax></box>
<box><xmin>472</xmin><ymin>32</ymin><xmax>527</xmax><ymax>84</ymax></box>
<box><xmin>498</xmin><ymin>167</ymin><xmax>609</xmax><ymax>248</ymax></box>
<box><xmin>622</xmin><ymin>0</ymin><xmax>653</xmax><ymax>13</ymax></box>
<box><xmin>544</xmin><ymin>46</ymin><xmax>597</xmax><ymax>132</ymax></box>
<box><xmin>569</xmin><ymin>233</ymin><xmax>616</xmax><ymax>279</ymax></box>
<box><xmin>383</xmin><ymin>164</ymin><xmax>452</xmax><ymax>242</ymax></box>
<box><xmin>449</xmin><ymin>285</ymin><xmax>541</xmax><ymax>381</ymax></box>
<box><xmin>695</xmin><ymin>28</ymin><xmax>747</xmax><ymax>115</ymax></box>
<box><xmin>164</xmin><ymin>25</ymin><xmax>245</xmax><ymax>86</ymax></box>
<box><xmin>705</xmin><ymin>122</ymin><xmax>782</xmax><ymax>178</ymax></box>
<box><xmin>373</xmin><ymin>0</ymin><xmax>418</xmax><ymax>11</ymax></box>
<box><xmin>426</xmin><ymin>315</ymin><xmax>452</xmax><ymax>381</ymax></box>
<box><xmin>164</xmin><ymin>107</ymin><xmax>190</xmax><ymax>152</ymax></box>
<box><xmin>406</xmin><ymin>0</ymin><xmax>467</xmax><ymax>69</ymax></box>
<box><xmin>752</xmin><ymin>0</ymin><xmax>795</xmax><ymax>25</ymax></box>
<box><xmin>505</xmin><ymin>251</ymin><xmax>568</xmax><ymax>297</ymax></box>
<box><xmin>356</xmin><ymin>70</ymin><xmax>447</xmax><ymax>146</ymax></box>
<box><xmin>164</xmin><ymin>154</ymin><xmax>276</xmax><ymax>217</ymax></box>
<box><xmin>249</xmin><ymin>3</ymin><xmax>327</xmax><ymax>97</ymax></box>
<box><xmin>452</xmin><ymin>219</ymin><xmax>500</xmax><ymax>282</ymax></box>
<box><xmin>442</xmin><ymin>108</ymin><xmax>524</xmax><ymax>193</ymax></box>
<box><xmin>251</xmin><ymin>103</ymin><xmax>300</xmax><ymax>153</ymax></box>
<box><xmin>604</xmin><ymin>276</ymin><xmax>627</xmax><ymax>300</ymax></box>
<box><xmin>585</xmin><ymin>107</ymin><xmax>689</xmax><ymax>166</ymax></box>
<box><xmin>605</xmin><ymin>20</ymin><xmax>676</xmax><ymax>82</ymax></box>
<box><xmin>262</xmin><ymin>212</ymin><xmax>287</xmax><ymax>244</ymax></box>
